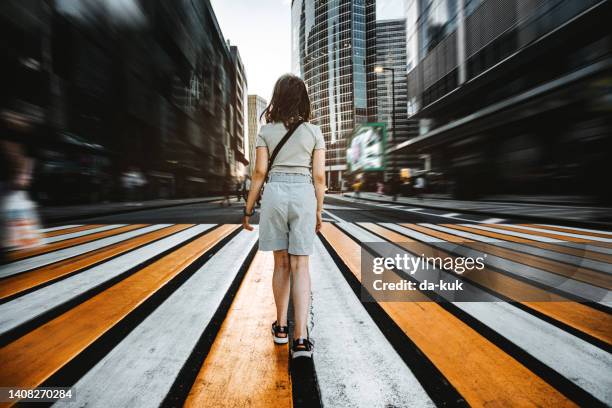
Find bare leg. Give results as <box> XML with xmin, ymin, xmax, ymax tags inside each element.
<box><xmin>290</xmin><ymin>254</ymin><xmax>311</xmax><ymax>339</ymax></box>
<box><xmin>272</xmin><ymin>250</ymin><xmax>291</xmax><ymax>328</ymax></box>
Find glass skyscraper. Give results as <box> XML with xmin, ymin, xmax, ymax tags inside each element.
<box><xmin>292</xmin><ymin>0</ymin><xmax>377</xmax><ymax>188</ymax></box>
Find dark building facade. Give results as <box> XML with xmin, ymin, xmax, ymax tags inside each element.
<box><xmin>0</xmin><ymin>0</ymin><xmax>246</xmax><ymax>203</ymax></box>
<box><xmin>292</xmin><ymin>0</ymin><xmax>378</xmax><ymax>189</ymax></box>
<box><xmin>375</xmin><ymin>18</ymin><xmax>420</xmax><ymax>179</ymax></box>
<box><xmin>230</xmin><ymin>44</ymin><xmax>249</xmax><ymax>181</ymax></box>
<box><xmin>396</xmin><ymin>0</ymin><xmax>612</xmax><ymax>202</ymax></box>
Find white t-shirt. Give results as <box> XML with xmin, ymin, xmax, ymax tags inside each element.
<box><xmin>255</xmin><ymin>122</ymin><xmax>325</xmax><ymax>176</ymax></box>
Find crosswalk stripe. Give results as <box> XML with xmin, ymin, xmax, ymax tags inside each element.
<box><xmin>510</xmin><ymin>224</ymin><xmax>612</xmax><ymax>242</ymax></box>
<box><xmin>57</xmin><ymin>229</ymin><xmax>258</xmax><ymax>408</ymax></box>
<box><xmin>366</xmin><ymin>223</ymin><xmax>612</xmax><ymax>346</ymax></box>
<box><xmin>184</xmin><ymin>250</ymin><xmax>292</xmax><ymax>407</ymax></box>
<box><xmin>43</xmin><ymin>224</ymin><xmax>104</xmax><ymax>238</ymax></box>
<box><xmin>436</xmin><ymin>224</ymin><xmax>612</xmax><ymax>271</ymax></box>
<box><xmin>442</xmin><ymin>224</ymin><xmax>612</xmax><ymax>263</ymax></box>
<box><xmin>488</xmin><ymin>224</ymin><xmax>612</xmax><ymax>246</ymax></box>
<box><xmin>310</xmin><ymin>236</ymin><xmax>435</xmax><ymax>407</ymax></box>
<box><xmin>534</xmin><ymin>224</ymin><xmax>612</xmax><ymax>238</ymax></box>
<box><xmin>0</xmin><ymin>224</ymin><xmax>193</xmax><ymax>301</ymax></box>
<box><xmin>320</xmin><ymin>223</ymin><xmax>575</xmax><ymax>407</ymax></box>
<box><xmin>8</xmin><ymin>224</ymin><xmax>146</xmax><ymax>261</ymax></box>
<box><xmin>44</xmin><ymin>224</ymin><xmax>127</xmax><ymax>244</ymax></box>
<box><xmin>337</xmin><ymin>223</ymin><xmax>612</xmax><ymax>405</ymax></box>
<box><xmin>0</xmin><ymin>225</ymin><xmax>237</xmax><ymax>395</ymax></box>
<box><xmin>0</xmin><ymin>225</ymin><xmax>213</xmax><ymax>338</ymax></box>
<box><xmin>469</xmin><ymin>224</ymin><xmax>564</xmax><ymax>242</ymax></box>
<box><xmin>0</xmin><ymin>224</ymin><xmax>173</xmax><ymax>278</ymax></box>
<box><xmin>408</xmin><ymin>224</ymin><xmax>612</xmax><ymax>305</ymax></box>
<box><xmin>39</xmin><ymin>225</ymin><xmax>82</xmax><ymax>233</ymax></box>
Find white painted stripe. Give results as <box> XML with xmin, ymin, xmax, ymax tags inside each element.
<box><xmin>40</xmin><ymin>225</ymin><xmax>83</xmax><ymax>233</ymax></box>
<box><xmin>441</xmin><ymin>213</ymin><xmax>460</xmax><ymax>217</ymax></box>
<box><xmin>0</xmin><ymin>224</ymin><xmax>171</xmax><ymax>278</ymax></box>
<box><xmin>541</xmin><ymin>224</ymin><xmax>612</xmax><ymax>235</ymax></box>
<box><xmin>418</xmin><ymin>223</ymin><xmax>500</xmax><ymax>242</ymax></box>
<box><xmin>380</xmin><ymin>223</ymin><xmax>450</xmax><ymax>243</ymax></box>
<box><xmin>499</xmin><ymin>224</ymin><xmax>612</xmax><ymax>243</ymax></box>
<box><xmin>44</xmin><ymin>224</ymin><xmax>127</xmax><ymax>244</ymax></box>
<box><xmin>384</xmin><ymin>224</ymin><xmax>612</xmax><ymax>305</ymax></box>
<box><xmin>54</xmin><ymin>229</ymin><xmax>258</xmax><ymax>408</ymax></box>
<box><xmin>482</xmin><ymin>218</ymin><xmax>505</xmax><ymax>223</ymax></box>
<box><xmin>0</xmin><ymin>225</ymin><xmax>213</xmax><ymax>336</ymax></box>
<box><xmin>464</xmin><ymin>224</ymin><xmax>564</xmax><ymax>243</ymax></box>
<box><xmin>322</xmin><ymin>209</ymin><xmax>348</xmax><ymax>223</ymax></box>
<box><xmin>310</xmin><ymin>238</ymin><xmax>434</xmax><ymax>408</ymax></box>
<box><xmin>402</xmin><ymin>207</ymin><xmax>424</xmax><ymax>212</ymax></box>
<box><xmin>417</xmin><ymin>224</ymin><xmax>612</xmax><ymax>274</ymax></box>
<box><xmin>343</xmin><ymin>223</ymin><xmax>612</xmax><ymax>404</ymax></box>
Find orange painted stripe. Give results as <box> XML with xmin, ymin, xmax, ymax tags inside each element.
<box><xmin>367</xmin><ymin>223</ymin><xmax>612</xmax><ymax>346</ymax></box>
<box><xmin>8</xmin><ymin>224</ymin><xmax>147</xmax><ymax>261</ymax></box>
<box><xmin>0</xmin><ymin>224</ymin><xmax>194</xmax><ymax>301</ymax></box>
<box><xmin>43</xmin><ymin>224</ymin><xmax>104</xmax><ymax>238</ymax></box>
<box><xmin>185</xmin><ymin>251</ymin><xmax>292</xmax><ymax>408</ymax></box>
<box><xmin>0</xmin><ymin>224</ymin><xmax>238</xmax><ymax>401</ymax></box>
<box><xmin>528</xmin><ymin>224</ymin><xmax>612</xmax><ymax>239</ymax></box>
<box><xmin>320</xmin><ymin>223</ymin><xmax>575</xmax><ymax>407</ymax></box>
<box><xmin>403</xmin><ymin>224</ymin><xmax>612</xmax><ymax>290</ymax></box>
<box><xmin>485</xmin><ymin>224</ymin><xmax>612</xmax><ymax>248</ymax></box>
<box><xmin>444</xmin><ymin>224</ymin><xmax>612</xmax><ymax>264</ymax></box>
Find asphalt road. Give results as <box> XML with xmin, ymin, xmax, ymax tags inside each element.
<box><xmin>71</xmin><ymin>194</ymin><xmax>526</xmax><ymax>225</ymax></box>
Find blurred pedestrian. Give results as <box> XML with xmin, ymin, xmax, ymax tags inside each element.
<box><xmin>221</xmin><ymin>178</ymin><xmax>232</xmax><ymax>207</ymax></box>
<box><xmin>391</xmin><ymin>175</ymin><xmax>401</xmax><ymax>201</ymax></box>
<box><xmin>236</xmin><ymin>180</ymin><xmax>242</xmax><ymax>202</ymax></box>
<box><xmin>352</xmin><ymin>179</ymin><xmax>362</xmax><ymax>199</ymax></box>
<box><xmin>376</xmin><ymin>181</ymin><xmax>384</xmax><ymax>196</ymax></box>
<box><xmin>414</xmin><ymin>175</ymin><xmax>426</xmax><ymax>200</ymax></box>
<box><xmin>242</xmin><ymin>176</ymin><xmax>251</xmax><ymax>202</ymax></box>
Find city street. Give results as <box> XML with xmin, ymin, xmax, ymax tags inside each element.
<box><xmin>0</xmin><ymin>195</ymin><xmax>611</xmax><ymax>407</ymax></box>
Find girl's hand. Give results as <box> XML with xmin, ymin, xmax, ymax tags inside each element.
<box><xmin>242</xmin><ymin>216</ymin><xmax>254</xmax><ymax>231</ymax></box>
<box><xmin>315</xmin><ymin>211</ymin><xmax>322</xmax><ymax>233</ymax></box>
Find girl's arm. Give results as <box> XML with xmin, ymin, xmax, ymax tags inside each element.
<box><xmin>242</xmin><ymin>146</ymin><xmax>269</xmax><ymax>231</ymax></box>
<box><xmin>311</xmin><ymin>148</ymin><xmax>326</xmax><ymax>232</ymax></box>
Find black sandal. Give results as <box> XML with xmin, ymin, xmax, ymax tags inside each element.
<box><xmin>271</xmin><ymin>321</ymin><xmax>288</xmax><ymax>344</ymax></box>
<box><xmin>291</xmin><ymin>338</ymin><xmax>314</xmax><ymax>359</ymax></box>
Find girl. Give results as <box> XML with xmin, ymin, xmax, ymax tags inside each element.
<box><xmin>242</xmin><ymin>74</ymin><xmax>326</xmax><ymax>359</ymax></box>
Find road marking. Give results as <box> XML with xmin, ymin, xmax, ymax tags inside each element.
<box><xmin>442</xmin><ymin>213</ymin><xmax>460</xmax><ymax>217</ymax></box>
<box><xmin>61</xmin><ymin>229</ymin><xmax>258</xmax><ymax>408</ymax></box>
<box><xmin>310</xmin><ymin>236</ymin><xmax>434</xmax><ymax>407</ymax></box>
<box><xmin>8</xmin><ymin>224</ymin><xmax>146</xmax><ymax>261</ymax></box>
<box><xmin>44</xmin><ymin>224</ymin><xmax>128</xmax><ymax>244</ymax></box>
<box><xmin>489</xmin><ymin>224</ymin><xmax>612</xmax><ymax>245</ymax></box>
<box><xmin>536</xmin><ymin>224</ymin><xmax>612</xmax><ymax>238</ymax></box>
<box><xmin>322</xmin><ymin>209</ymin><xmax>348</xmax><ymax>223</ymax></box>
<box><xmin>320</xmin><ymin>223</ymin><xmax>575</xmax><ymax>407</ymax></box>
<box><xmin>43</xmin><ymin>224</ymin><xmax>104</xmax><ymax>238</ymax></box>
<box><xmin>0</xmin><ymin>225</ymin><xmax>237</xmax><ymax>393</ymax></box>
<box><xmin>40</xmin><ymin>225</ymin><xmax>82</xmax><ymax>233</ymax></box>
<box><xmin>185</xmin><ymin>250</ymin><xmax>292</xmax><ymax>408</ymax></box>
<box><xmin>505</xmin><ymin>225</ymin><xmax>612</xmax><ymax>243</ymax></box>
<box><xmin>0</xmin><ymin>225</ymin><xmax>172</xmax><ymax>278</ymax></box>
<box><xmin>370</xmin><ymin>223</ymin><xmax>612</xmax><ymax>346</ymax></box>
<box><xmin>482</xmin><ymin>218</ymin><xmax>505</xmax><ymax>223</ymax></box>
<box><xmin>0</xmin><ymin>225</ymin><xmax>194</xmax><ymax>301</ymax></box>
<box><xmin>0</xmin><ymin>225</ymin><xmax>214</xmax><ymax>336</ymax></box>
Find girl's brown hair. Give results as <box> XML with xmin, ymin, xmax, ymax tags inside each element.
<box><xmin>261</xmin><ymin>74</ymin><xmax>311</xmax><ymax>128</ymax></box>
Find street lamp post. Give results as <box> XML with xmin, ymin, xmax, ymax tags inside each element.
<box><xmin>374</xmin><ymin>65</ymin><xmax>396</xmax><ymax>180</ymax></box>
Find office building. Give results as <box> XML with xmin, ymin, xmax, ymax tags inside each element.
<box><xmin>247</xmin><ymin>95</ymin><xmax>268</xmax><ymax>174</ymax></box>
<box><xmin>396</xmin><ymin>0</ymin><xmax>611</xmax><ymax>201</ymax></box>
<box><xmin>375</xmin><ymin>18</ymin><xmax>419</xmax><ymax>178</ymax></box>
<box><xmin>292</xmin><ymin>0</ymin><xmax>378</xmax><ymax>189</ymax></box>
<box><xmin>230</xmin><ymin>44</ymin><xmax>249</xmax><ymax>180</ymax></box>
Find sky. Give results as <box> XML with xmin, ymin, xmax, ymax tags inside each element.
<box><xmin>210</xmin><ymin>0</ymin><xmax>405</xmax><ymax>102</ymax></box>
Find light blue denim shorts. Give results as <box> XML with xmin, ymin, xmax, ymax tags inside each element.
<box><xmin>259</xmin><ymin>172</ymin><xmax>317</xmax><ymax>255</ymax></box>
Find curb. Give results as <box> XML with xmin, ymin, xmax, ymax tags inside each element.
<box><xmin>341</xmin><ymin>194</ymin><xmax>612</xmax><ymax>230</ymax></box>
